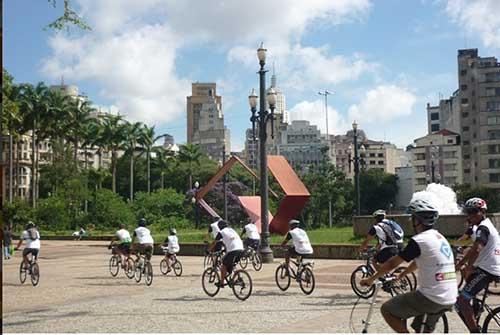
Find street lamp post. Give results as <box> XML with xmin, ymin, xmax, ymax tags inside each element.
<box><xmin>352</xmin><ymin>121</ymin><xmax>363</xmax><ymax>216</ymax></box>
<box><xmin>248</xmin><ymin>43</ymin><xmax>276</xmax><ymax>263</ymax></box>
<box><xmin>222</xmin><ymin>140</ymin><xmax>228</xmax><ymax>220</ymax></box>
<box><xmin>318</xmin><ymin>90</ymin><xmax>333</xmax><ymax>228</ymax></box>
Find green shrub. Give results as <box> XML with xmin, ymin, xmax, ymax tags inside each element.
<box><xmin>131</xmin><ymin>188</ymin><xmax>186</xmax><ymax>225</ymax></box>
<box><xmin>90</xmin><ymin>189</ymin><xmax>135</xmax><ymax>229</ymax></box>
<box><xmin>3</xmin><ymin>198</ymin><xmax>34</xmax><ymax>231</ymax></box>
<box><xmin>36</xmin><ymin>196</ymin><xmax>71</xmax><ymax>230</ymax></box>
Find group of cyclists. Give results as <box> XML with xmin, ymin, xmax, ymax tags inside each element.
<box><xmin>358</xmin><ymin>197</ymin><xmax>500</xmax><ymax>333</ymax></box>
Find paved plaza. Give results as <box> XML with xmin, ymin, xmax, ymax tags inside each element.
<box><xmin>2</xmin><ymin>240</ymin><xmax>483</xmax><ymax>333</ymax></box>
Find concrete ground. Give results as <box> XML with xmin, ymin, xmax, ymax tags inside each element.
<box><xmin>1</xmin><ymin>240</ymin><xmax>487</xmax><ymax>333</ymax></box>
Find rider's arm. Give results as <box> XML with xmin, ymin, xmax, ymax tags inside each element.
<box><xmin>280</xmin><ymin>232</ymin><xmax>292</xmax><ymax>246</ymax></box>
<box><xmin>210</xmin><ymin>233</ymin><xmax>223</xmax><ymax>251</ymax></box>
<box><xmin>458</xmin><ymin>226</ymin><xmax>488</xmax><ymax>269</ymax></box>
<box><xmin>396</xmin><ymin>260</ymin><xmax>417</xmax><ymax>279</ymax></box>
<box><xmin>241</xmin><ymin>227</ymin><xmax>246</xmax><ymax>237</ymax></box>
<box><xmin>359</xmin><ymin>227</ymin><xmax>376</xmax><ymax>250</ymax></box>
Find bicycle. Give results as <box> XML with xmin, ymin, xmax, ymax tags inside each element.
<box><xmin>275</xmin><ymin>247</ymin><xmax>315</xmax><ymax>295</ymax></box>
<box><xmin>108</xmin><ymin>245</ymin><xmax>135</xmax><ymax>279</ymax></box>
<box><xmin>239</xmin><ymin>245</ymin><xmax>263</xmax><ymax>271</ymax></box>
<box><xmin>204</xmin><ymin>247</ymin><xmax>224</xmax><ymax>269</ymax></box>
<box><xmin>160</xmin><ymin>247</ymin><xmax>183</xmax><ymax>276</ymax></box>
<box><xmin>201</xmin><ymin>252</ymin><xmax>253</xmax><ymax>300</ymax></box>
<box><xmin>350</xmin><ymin>246</ymin><xmax>416</xmax><ymax>299</ymax></box>
<box><xmin>457</xmin><ymin>279</ymin><xmax>500</xmax><ymax>332</ymax></box>
<box><xmin>349</xmin><ymin>276</ymin><xmax>450</xmax><ymax>333</ymax></box>
<box><xmin>19</xmin><ymin>252</ymin><xmax>40</xmax><ymax>286</ymax></box>
<box><xmin>133</xmin><ymin>251</ymin><xmax>153</xmax><ymax>286</ymax></box>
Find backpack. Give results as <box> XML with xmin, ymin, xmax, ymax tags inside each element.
<box><xmin>378</xmin><ymin>220</ymin><xmax>404</xmax><ymax>246</ymax></box>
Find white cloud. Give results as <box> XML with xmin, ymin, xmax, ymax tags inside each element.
<box><xmin>347</xmin><ymin>85</ymin><xmax>417</xmax><ymax>124</ymax></box>
<box><xmin>288</xmin><ymin>100</ymin><xmax>351</xmax><ymax>135</ymax></box>
<box><xmin>444</xmin><ymin>0</ymin><xmax>500</xmax><ymax>49</ymax></box>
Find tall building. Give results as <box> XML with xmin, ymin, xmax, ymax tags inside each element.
<box><xmin>427</xmin><ymin>91</ymin><xmax>461</xmax><ymax>134</ymax></box>
<box><xmin>186</xmin><ymin>83</ymin><xmax>230</xmax><ymax>162</ymax></box>
<box><xmin>411</xmin><ymin>129</ymin><xmax>463</xmax><ymax>191</ymax></box>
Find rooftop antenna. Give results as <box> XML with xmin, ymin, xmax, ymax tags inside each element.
<box><xmin>61</xmin><ymin>75</ymin><xmax>64</xmax><ymax>86</ymax></box>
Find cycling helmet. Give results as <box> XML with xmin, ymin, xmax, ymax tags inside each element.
<box><xmin>138</xmin><ymin>218</ymin><xmax>147</xmax><ymax>227</ymax></box>
<box><xmin>170</xmin><ymin>228</ymin><xmax>177</xmax><ymax>235</ymax></box>
<box><xmin>372</xmin><ymin>209</ymin><xmax>386</xmax><ymax>218</ymax></box>
<box><xmin>407</xmin><ymin>199</ymin><xmax>439</xmax><ymax>226</ymax></box>
<box><xmin>464</xmin><ymin>197</ymin><xmax>487</xmax><ymax>211</ymax></box>
<box><xmin>288</xmin><ymin>219</ymin><xmax>300</xmax><ymax>228</ymax></box>
<box><xmin>217</xmin><ymin>220</ymin><xmax>228</xmax><ymax>230</ymax></box>
<box><xmin>26</xmin><ymin>221</ymin><xmax>35</xmax><ymax>229</ymax></box>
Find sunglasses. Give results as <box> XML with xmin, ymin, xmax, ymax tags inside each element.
<box><xmin>464</xmin><ymin>208</ymin><xmax>480</xmax><ymax>215</ymax></box>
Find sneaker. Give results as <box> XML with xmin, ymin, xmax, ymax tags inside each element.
<box><xmin>215</xmin><ymin>282</ymin><xmax>225</xmax><ymax>288</ymax></box>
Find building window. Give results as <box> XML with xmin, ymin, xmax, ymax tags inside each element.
<box><xmin>488</xmin><ymin>117</ymin><xmax>500</xmax><ymax>126</ymax></box>
<box><xmin>461</xmin><ymin>98</ymin><xmax>469</xmax><ymax>105</ymax></box>
<box><xmin>486</xmin><ymin>87</ymin><xmax>500</xmax><ymax>97</ymax></box>
<box><xmin>431</xmin><ymin>124</ymin><xmax>440</xmax><ymax>132</ymax></box>
<box><xmin>490</xmin><ymin>173</ymin><xmax>500</xmax><ymax>183</ymax></box>
<box><xmin>378</xmin><ymin>153</ymin><xmax>384</xmax><ymax>158</ymax></box>
<box><xmin>447</xmin><ymin>139</ymin><xmax>454</xmax><ymax>144</ymax></box>
<box><xmin>461</xmin><ymin>84</ymin><xmax>468</xmax><ymax>91</ymax></box>
<box><xmin>464</xmin><ymin>168</ymin><xmax>471</xmax><ymax>174</ymax></box>
<box><xmin>444</xmin><ymin>177</ymin><xmax>457</xmax><ymax>185</ymax></box>
<box><xmin>443</xmin><ymin>151</ymin><xmax>457</xmax><ymax>159</ymax></box>
<box><xmin>369</xmin><ymin>153</ymin><xmax>375</xmax><ymax>157</ymax></box>
<box><xmin>488</xmin><ymin>130</ymin><xmax>500</xmax><ymax>140</ymax></box>
<box><xmin>488</xmin><ymin>144</ymin><xmax>500</xmax><ymax>154</ymax></box>
<box><xmin>485</xmin><ymin>72</ymin><xmax>500</xmax><ymax>83</ymax></box>
<box><xmin>463</xmin><ymin>126</ymin><xmax>470</xmax><ymax>131</ymax></box>
<box><xmin>461</xmin><ymin>69</ymin><xmax>467</xmax><ymax>76</ymax></box>
<box><xmin>430</xmin><ymin>112</ymin><xmax>439</xmax><ymax>120</ymax></box>
<box><xmin>444</xmin><ymin>164</ymin><xmax>456</xmax><ymax>171</ymax></box>
<box><xmin>462</xmin><ymin>112</ymin><xmax>469</xmax><ymax>118</ymax></box>
<box><xmin>378</xmin><ymin>161</ymin><xmax>384</xmax><ymax>165</ymax></box>
<box><xmin>416</xmin><ymin>178</ymin><xmax>427</xmax><ymax>185</ymax></box>
<box><xmin>415</xmin><ymin>153</ymin><xmax>426</xmax><ymax>160</ymax></box>
<box><xmin>416</xmin><ymin>166</ymin><xmax>426</xmax><ymax>172</ymax></box>
<box><xmin>487</xmin><ymin>101</ymin><xmax>500</xmax><ymax>111</ymax></box>
<box><xmin>489</xmin><ymin>159</ymin><xmax>500</xmax><ymax>169</ymax></box>
<box><xmin>463</xmin><ymin>140</ymin><xmax>470</xmax><ymax>145</ymax></box>
<box><xmin>370</xmin><ymin>160</ymin><xmax>376</xmax><ymax>165</ymax></box>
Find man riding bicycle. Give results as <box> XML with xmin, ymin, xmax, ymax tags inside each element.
<box><xmin>361</xmin><ymin>199</ymin><xmax>457</xmax><ymax>333</ymax></box>
<box><xmin>241</xmin><ymin>218</ymin><xmax>260</xmax><ymax>251</ymax></box>
<box><xmin>132</xmin><ymin>218</ymin><xmax>154</xmax><ymax>263</ymax></box>
<box><xmin>359</xmin><ymin>209</ymin><xmax>404</xmax><ymax>271</ymax></box>
<box><xmin>209</xmin><ymin>220</ymin><xmax>243</xmax><ymax>287</ymax></box>
<box><xmin>281</xmin><ymin>219</ymin><xmax>313</xmax><ymax>269</ymax></box>
<box><xmin>456</xmin><ymin>197</ymin><xmax>500</xmax><ymax>333</ymax></box>
<box><xmin>15</xmin><ymin>221</ymin><xmax>41</xmax><ymax>269</ymax></box>
<box><xmin>162</xmin><ymin>228</ymin><xmax>180</xmax><ymax>272</ymax></box>
<box><xmin>206</xmin><ymin>217</ymin><xmax>224</xmax><ymax>254</ymax></box>
<box><xmin>110</xmin><ymin>223</ymin><xmax>132</xmax><ymax>269</ymax></box>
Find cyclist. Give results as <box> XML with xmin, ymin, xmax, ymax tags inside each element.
<box><xmin>360</xmin><ymin>199</ymin><xmax>457</xmax><ymax>333</ymax></box>
<box><xmin>241</xmin><ymin>218</ymin><xmax>260</xmax><ymax>251</ymax></box>
<box><xmin>209</xmin><ymin>220</ymin><xmax>243</xmax><ymax>287</ymax></box>
<box><xmin>455</xmin><ymin>197</ymin><xmax>500</xmax><ymax>333</ymax></box>
<box><xmin>162</xmin><ymin>228</ymin><xmax>180</xmax><ymax>273</ymax></box>
<box><xmin>280</xmin><ymin>219</ymin><xmax>313</xmax><ymax>269</ymax></box>
<box><xmin>132</xmin><ymin>218</ymin><xmax>154</xmax><ymax>264</ymax></box>
<box><xmin>110</xmin><ymin>223</ymin><xmax>132</xmax><ymax>269</ymax></box>
<box><xmin>15</xmin><ymin>221</ymin><xmax>41</xmax><ymax>270</ymax></box>
<box><xmin>206</xmin><ymin>217</ymin><xmax>224</xmax><ymax>254</ymax></box>
<box><xmin>359</xmin><ymin>209</ymin><xmax>404</xmax><ymax>271</ymax></box>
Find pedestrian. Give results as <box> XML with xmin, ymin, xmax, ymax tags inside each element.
<box><xmin>3</xmin><ymin>224</ymin><xmax>13</xmax><ymax>260</ymax></box>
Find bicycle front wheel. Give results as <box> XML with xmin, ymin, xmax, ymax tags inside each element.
<box><xmin>275</xmin><ymin>264</ymin><xmax>291</xmax><ymax>291</ymax></box>
<box><xmin>252</xmin><ymin>253</ymin><xmax>263</xmax><ymax>271</ymax></box>
<box><xmin>134</xmin><ymin>262</ymin><xmax>142</xmax><ymax>283</ymax></box>
<box><xmin>350</xmin><ymin>265</ymin><xmax>375</xmax><ymax>299</ymax></box>
<box><xmin>145</xmin><ymin>262</ymin><xmax>153</xmax><ymax>286</ymax></box>
<box><xmin>239</xmin><ymin>255</ymin><xmax>248</xmax><ymax>269</ymax></box>
<box><xmin>31</xmin><ymin>263</ymin><xmax>40</xmax><ymax>286</ymax></box>
<box><xmin>488</xmin><ymin>281</ymin><xmax>500</xmax><ymax>295</ymax></box>
<box><xmin>483</xmin><ymin>306</ymin><xmax>500</xmax><ymax>333</ymax></box>
<box><xmin>19</xmin><ymin>262</ymin><xmax>27</xmax><ymax>284</ymax></box>
<box><xmin>160</xmin><ymin>259</ymin><xmax>169</xmax><ymax>275</ymax></box>
<box><xmin>232</xmin><ymin>270</ymin><xmax>252</xmax><ymax>301</ymax></box>
<box><xmin>125</xmin><ymin>258</ymin><xmax>135</xmax><ymax>279</ymax></box>
<box><xmin>390</xmin><ymin>267</ymin><xmax>412</xmax><ymax>296</ymax></box>
<box><xmin>298</xmin><ymin>267</ymin><xmax>315</xmax><ymax>295</ymax></box>
<box><xmin>109</xmin><ymin>256</ymin><xmax>120</xmax><ymax>277</ymax></box>
<box><xmin>173</xmin><ymin>260</ymin><xmax>183</xmax><ymax>277</ymax></box>
<box><xmin>202</xmin><ymin>267</ymin><xmax>220</xmax><ymax>297</ymax></box>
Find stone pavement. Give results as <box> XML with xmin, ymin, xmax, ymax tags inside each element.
<box><xmin>2</xmin><ymin>241</ymin><xmax>483</xmax><ymax>333</ymax></box>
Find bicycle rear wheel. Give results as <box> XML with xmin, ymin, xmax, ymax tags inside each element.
<box><xmin>202</xmin><ymin>267</ymin><xmax>220</xmax><ymax>297</ymax></box>
<box><xmin>145</xmin><ymin>262</ymin><xmax>153</xmax><ymax>286</ymax></box>
<box><xmin>109</xmin><ymin>256</ymin><xmax>120</xmax><ymax>277</ymax></box>
<box><xmin>31</xmin><ymin>263</ymin><xmax>40</xmax><ymax>286</ymax></box>
<box><xmin>19</xmin><ymin>262</ymin><xmax>27</xmax><ymax>284</ymax></box>
<box><xmin>350</xmin><ymin>265</ymin><xmax>375</xmax><ymax>299</ymax></box>
<box><xmin>298</xmin><ymin>267</ymin><xmax>315</xmax><ymax>295</ymax></box>
<box><xmin>125</xmin><ymin>258</ymin><xmax>135</xmax><ymax>279</ymax></box>
<box><xmin>160</xmin><ymin>259</ymin><xmax>169</xmax><ymax>275</ymax></box>
<box><xmin>134</xmin><ymin>262</ymin><xmax>142</xmax><ymax>282</ymax></box>
<box><xmin>483</xmin><ymin>306</ymin><xmax>500</xmax><ymax>333</ymax></box>
<box><xmin>275</xmin><ymin>264</ymin><xmax>291</xmax><ymax>291</ymax></box>
<box><xmin>232</xmin><ymin>270</ymin><xmax>252</xmax><ymax>301</ymax></box>
<box><xmin>173</xmin><ymin>260</ymin><xmax>183</xmax><ymax>276</ymax></box>
<box><xmin>252</xmin><ymin>253</ymin><xmax>263</xmax><ymax>271</ymax></box>
<box><xmin>488</xmin><ymin>281</ymin><xmax>500</xmax><ymax>295</ymax></box>
<box><xmin>432</xmin><ymin>313</ymin><xmax>449</xmax><ymax>333</ymax></box>
<box><xmin>239</xmin><ymin>255</ymin><xmax>248</xmax><ymax>269</ymax></box>
<box><xmin>390</xmin><ymin>267</ymin><xmax>412</xmax><ymax>296</ymax></box>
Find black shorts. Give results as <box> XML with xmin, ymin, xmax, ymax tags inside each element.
<box><xmin>23</xmin><ymin>248</ymin><xmax>39</xmax><ymax>259</ymax></box>
<box><xmin>213</xmin><ymin>240</ymin><xmax>225</xmax><ymax>253</ymax></box>
<box><xmin>117</xmin><ymin>243</ymin><xmax>131</xmax><ymax>255</ymax></box>
<box><xmin>244</xmin><ymin>238</ymin><xmax>260</xmax><ymax>250</ymax></box>
<box><xmin>287</xmin><ymin>246</ymin><xmax>312</xmax><ymax>258</ymax></box>
<box><xmin>223</xmin><ymin>250</ymin><xmax>243</xmax><ymax>273</ymax></box>
<box><xmin>375</xmin><ymin>247</ymin><xmax>398</xmax><ymax>264</ymax></box>
<box><xmin>136</xmin><ymin>244</ymin><xmax>153</xmax><ymax>260</ymax></box>
<box><xmin>461</xmin><ymin>267</ymin><xmax>500</xmax><ymax>300</ymax></box>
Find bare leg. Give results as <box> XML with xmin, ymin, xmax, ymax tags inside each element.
<box><xmin>457</xmin><ymin>296</ymin><xmax>480</xmax><ymax>332</ymax></box>
<box><xmin>381</xmin><ymin>308</ymin><xmax>409</xmax><ymax>333</ymax></box>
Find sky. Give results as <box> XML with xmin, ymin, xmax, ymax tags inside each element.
<box><xmin>4</xmin><ymin>0</ymin><xmax>500</xmax><ymax>151</ymax></box>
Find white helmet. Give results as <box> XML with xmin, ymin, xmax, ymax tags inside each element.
<box><xmin>407</xmin><ymin>199</ymin><xmax>439</xmax><ymax>226</ymax></box>
<box><xmin>464</xmin><ymin>197</ymin><xmax>487</xmax><ymax>211</ymax></box>
<box><xmin>372</xmin><ymin>209</ymin><xmax>386</xmax><ymax>218</ymax></box>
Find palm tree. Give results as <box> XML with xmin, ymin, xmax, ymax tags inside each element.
<box><xmin>138</xmin><ymin>125</ymin><xmax>170</xmax><ymax>193</ymax></box>
<box><xmin>67</xmin><ymin>99</ymin><xmax>94</xmax><ymax>167</ymax></box>
<box><xmin>178</xmin><ymin>143</ymin><xmax>202</xmax><ymax>190</ymax></box>
<box><xmin>124</xmin><ymin>121</ymin><xmax>143</xmax><ymax>201</ymax></box>
<box><xmin>152</xmin><ymin>146</ymin><xmax>173</xmax><ymax>190</ymax></box>
<box><xmin>101</xmin><ymin>114</ymin><xmax>126</xmax><ymax>193</ymax></box>
<box><xmin>44</xmin><ymin>89</ymin><xmax>72</xmax><ymax>162</ymax></box>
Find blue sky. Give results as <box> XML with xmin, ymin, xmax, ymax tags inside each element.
<box><xmin>4</xmin><ymin>0</ymin><xmax>500</xmax><ymax>151</ymax></box>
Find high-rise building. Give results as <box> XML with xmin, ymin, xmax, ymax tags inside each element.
<box><xmin>427</xmin><ymin>91</ymin><xmax>461</xmax><ymax>134</ymax></box>
<box><xmin>186</xmin><ymin>83</ymin><xmax>230</xmax><ymax>163</ymax></box>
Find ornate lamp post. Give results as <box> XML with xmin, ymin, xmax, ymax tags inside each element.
<box><xmin>222</xmin><ymin>139</ymin><xmax>228</xmax><ymax>220</ymax></box>
<box><xmin>349</xmin><ymin>121</ymin><xmax>365</xmax><ymax>215</ymax></box>
<box><xmin>248</xmin><ymin>43</ymin><xmax>276</xmax><ymax>263</ymax></box>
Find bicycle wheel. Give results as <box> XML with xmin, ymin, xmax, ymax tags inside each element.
<box><xmin>252</xmin><ymin>253</ymin><xmax>263</xmax><ymax>271</ymax></box>
<box><xmin>298</xmin><ymin>267</ymin><xmax>315</xmax><ymax>295</ymax></box>
<box><xmin>239</xmin><ymin>255</ymin><xmax>248</xmax><ymax>269</ymax></box>
<box><xmin>275</xmin><ymin>264</ymin><xmax>291</xmax><ymax>291</ymax></box>
<box><xmin>483</xmin><ymin>306</ymin><xmax>500</xmax><ymax>333</ymax></box>
<box><xmin>202</xmin><ymin>267</ymin><xmax>220</xmax><ymax>297</ymax></box>
<box><xmin>488</xmin><ymin>281</ymin><xmax>500</xmax><ymax>295</ymax></box>
<box><xmin>30</xmin><ymin>263</ymin><xmax>40</xmax><ymax>286</ymax></box>
<box><xmin>125</xmin><ymin>258</ymin><xmax>135</xmax><ymax>279</ymax></box>
<box><xmin>390</xmin><ymin>267</ymin><xmax>412</xmax><ymax>296</ymax></box>
<box><xmin>393</xmin><ymin>266</ymin><xmax>417</xmax><ymax>291</ymax></box>
<box><xmin>19</xmin><ymin>262</ymin><xmax>27</xmax><ymax>284</ymax></box>
<box><xmin>350</xmin><ymin>265</ymin><xmax>375</xmax><ymax>299</ymax></box>
<box><xmin>109</xmin><ymin>256</ymin><xmax>120</xmax><ymax>277</ymax></box>
<box><xmin>173</xmin><ymin>260</ymin><xmax>183</xmax><ymax>277</ymax></box>
<box><xmin>134</xmin><ymin>261</ymin><xmax>142</xmax><ymax>283</ymax></box>
<box><xmin>145</xmin><ymin>262</ymin><xmax>153</xmax><ymax>286</ymax></box>
<box><xmin>432</xmin><ymin>313</ymin><xmax>449</xmax><ymax>333</ymax></box>
<box><xmin>232</xmin><ymin>270</ymin><xmax>252</xmax><ymax>301</ymax></box>
<box><xmin>160</xmin><ymin>259</ymin><xmax>170</xmax><ymax>275</ymax></box>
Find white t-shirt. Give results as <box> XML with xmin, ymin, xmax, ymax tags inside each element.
<box><xmin>115</xmin><ymin>229</ymin><xmax>132</xmax><ymax>244</ymax></box>
<box><xmin>22</xmin><ymin>229</ymin><xmax>41</xmax><ymax>249</ymax></box>
<box><xmin>244</xmin><ymin>223</ymin><xmax>260</xmax><ymax>240</ymax></box>
<box><xmin>288</xmin><ymin>228</ymin><xmax>313</xmax><ymax>255</ymax></box>
<box><xmin>217</xmin><ymin>227</ymin><xmax>244</xmax><ymax>252</ymax></box>
<box><xmin>166</xmin><ymin>235</ymin><xmax>180</xmax><ymax>253</ymax></box>
<box><xmin>474</xmin><ymin>218</ymin><xmax>500</xmax><ymax>276</ymax></box>
<box><xmin>209</xmin><ymin>221</ymin><xmax>220</xmax><ymax>239</ymax></box>
<box><xmin>411</xmin><ymin>229</ymin><xmax>458</xmax><ymax>305</ymax></box>
<box><xmin>134</xmin><ymin>227</ymin><xmax>154</xmax><ymax>244</ymax></box>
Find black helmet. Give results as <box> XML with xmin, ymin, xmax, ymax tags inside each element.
<box><xmin>170</xmin><ymin>228</ymin><xmax>177</xmax><ymax>235</ymax></box>
<box><xmin>138</xmin><ymin>218</ymin><xmax>147</xmax><ymax>227</ymax></box>
<box><xmin>26</xmin><ymin>221</ymin><xmax>35</xmax><ymax>230</ymax></box>
<box><xmin>288</xmin><ymin>219</ymin><xmax>300</xmax><ymax>228</ymax></box>
<box><xmin>217</xmin><ymin>220</ymin><xmax>228</xmax><ymax>230</ymax></box>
